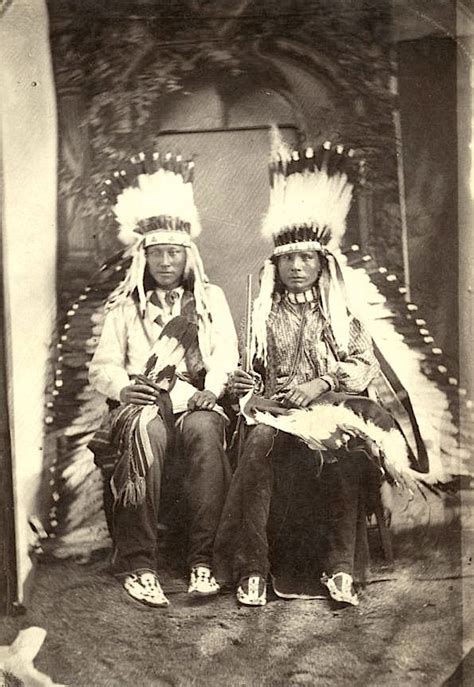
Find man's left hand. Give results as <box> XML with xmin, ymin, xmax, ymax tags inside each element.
<box><xmin>282</xmin><ymin>378</ymin><xmax>330</xmax><ymax>409</ymax></box>
<box><xmin>188</xmin><ymin>390</ymin><xmax>218</xmax><ymax>411</ymax></box>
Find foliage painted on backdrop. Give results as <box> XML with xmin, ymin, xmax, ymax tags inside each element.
<box><xmin>50</xmin><ymin>0</ymin><xmax>401</xmax><ymax>269</ymax></box>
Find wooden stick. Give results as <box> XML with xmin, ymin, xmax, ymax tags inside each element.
<box><xmin>243</xmin><ymin>274</ymin><xmax>253</xmax><ymax>373</ymax></box>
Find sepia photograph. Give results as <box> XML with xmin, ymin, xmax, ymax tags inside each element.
<box><xmin>0</xmin><ymin>0</ymin><xmax>473</xmax><ymax>685</ymax></box>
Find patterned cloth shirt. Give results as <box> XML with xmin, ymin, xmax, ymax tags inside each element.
<box><xmin>264</xmin><ymin>295</ymin><xmax>380</xmax><ymax>398</ymax></box>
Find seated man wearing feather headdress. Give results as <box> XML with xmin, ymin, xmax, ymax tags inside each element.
<box><xmin>88</xmin><ymin>153</ymin><xmax>238</xmax><ymax>608</ymax></box>
<box><xmin>214</xmin><ymin>137</ymin><xmax>414</xmax><ymax>607</ymax></box>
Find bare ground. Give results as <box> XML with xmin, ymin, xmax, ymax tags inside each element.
<box><xmin>1</xmin><ymin>492</ymin><xmax>472</xmax><ymax>687</ymax></box>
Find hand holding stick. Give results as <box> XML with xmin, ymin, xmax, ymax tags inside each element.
<box><xmin>232</xmin><ymin>274</ymin><xmax>261</xmax><ymax>396</ymax></box>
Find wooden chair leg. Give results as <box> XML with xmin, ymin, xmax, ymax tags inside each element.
<box><xmin>372</xmin><ymin>501</ymin><xmax>394</xmax><ymax>565</ymax></box>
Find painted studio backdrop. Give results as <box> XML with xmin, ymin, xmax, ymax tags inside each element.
<box><xmin>50</xmin><ymin>2</ymin><xmax>407</xmax><ymax>563</ymax></box>
<box><xmin>1</xmin><ymin>0</ymin><xmax>472</xmax><ymax>641</ymax></box>
<box><xmin>23</xmin><ymin>0</ymin><xmax>467</xmax><ymax>566</ymax></box>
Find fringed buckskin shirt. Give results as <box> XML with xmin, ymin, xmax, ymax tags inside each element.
<box><xmin>264</xmin><ymin>294</ymin><xmax>380</xmax><ymax>398</ymax></box>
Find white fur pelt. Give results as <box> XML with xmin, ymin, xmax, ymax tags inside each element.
<box><xmin>251</xmin><ymin>401</ymin><xmax>416</xmax><ymax>489</ymax></box>
<box><xmin>0</xmin><ymin>627</ymin><xmax>65</xmax><ymax>686</ymax></box>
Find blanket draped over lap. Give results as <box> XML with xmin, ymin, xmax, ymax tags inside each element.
<box><xmin>88</xmin><ymin>315</ymin><xmax>199</xmax><ymax>506</ymax></box>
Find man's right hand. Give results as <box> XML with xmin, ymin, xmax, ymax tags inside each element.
<box><xmin>230</xmin><ymin>369</ymin><xmax>259</xmax><ymax>397</ymax></box>
<box><xmin>119</xmin><ymin>375</ymin><xmax>162</xmax><ymax>405</ymax></box>
<box><xmin>248</xmin><ymin>396</ymin><xmax>290</xmax><ymax>416</ymax></box>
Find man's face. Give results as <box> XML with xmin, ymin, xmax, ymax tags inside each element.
<box><xmin>146</xmin><ymin>244</ymin><xmax>187</xmax><ymax>290</ymax></box>
<box><xmin>277</xmin><ymin>250</ymin><xmax>321</xmax><ymax>293</ymax></box>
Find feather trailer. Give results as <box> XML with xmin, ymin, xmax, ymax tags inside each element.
<box><xmin>46</xmin><ymin>524</ymin><xmax>111</xmax><ymax>561</ymax></box>
<box><xmin>41</xmin><ymin>234</ymin><xmax>472</xmax><ymax>560</ymax></box>
<box><xmin>244</xmin><ymin>243</ymin><xmax>471</xmax><ymax>496</ymax></box>
<box><xmin>343</xmin><ymin>246</ymin><xmax>473</xmax><ymax>487</ymax></box>
<box><xmin>41</xmin><ymin>252</ymin><xmax>130</xmax><ymax>560</ymax></box>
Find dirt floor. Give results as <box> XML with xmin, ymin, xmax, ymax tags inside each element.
<box><xmin>1</xmin><ymin>493</ymin><xmax>473</xmax><ymax>687</ymax></box>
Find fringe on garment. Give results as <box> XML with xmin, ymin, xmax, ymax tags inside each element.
<box><xmin>114</xmin><ymin>475</ymin><xmax>147</xmax><ymax>508</ymax></box>
<box><xmin>109</xmin><ymin>404</ymin><xmax>153</xmax><ymax>507</ymax></box>
<box><xmin>91</xmin><ymin>316</ymin><xmax>200</xmax><ymax>507</ymax></box>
